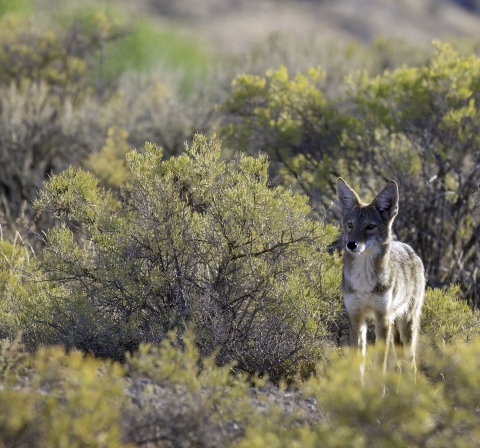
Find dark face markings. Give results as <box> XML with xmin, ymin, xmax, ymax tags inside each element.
<box><xmin>342</xmin><ymin>205</ymin><xmax>391</xmax><ymax>246</ymax></box>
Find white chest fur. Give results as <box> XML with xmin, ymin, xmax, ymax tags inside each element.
<box><xmin>343</xmin><ymin>251</ymin><xmax>407</xmax><ymax>319</ymax></box>
<box><xmin>345</xmin><ymin>253</ymin><xmax>383</xmax><ymax>293</ymax></box>
<box><xmin>344</xmin><ymin>290</ymin><xmax>392</xmax><ymax>318</ymax></box>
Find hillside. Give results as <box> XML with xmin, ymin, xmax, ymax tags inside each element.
<box><xmin>124</xmin><ymin>0</ymin><xmax>480</xmax><ymax>53</ymax></box>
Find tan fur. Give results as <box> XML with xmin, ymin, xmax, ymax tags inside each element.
<box><xmin>336</xmin><ymin>178</ymin><xmax>425</xmax><ymax>373</ymax></box>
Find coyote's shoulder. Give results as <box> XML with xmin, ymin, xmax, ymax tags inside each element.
<box><xmin>336</xmin><ymin>178</ymin><xmax>425</xmax><ymax>370</ymax></box>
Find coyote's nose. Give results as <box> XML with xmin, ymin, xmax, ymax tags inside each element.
<box><xmin>347</xmin><ymin>241</ymin><xmax>358</xmax><ymax>251</ymax></box>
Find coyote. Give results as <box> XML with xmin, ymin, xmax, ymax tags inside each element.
<box><xmin>336</xmin><ymin>178</ymin><xmax>425</xmax><ymax>372</ymax></box>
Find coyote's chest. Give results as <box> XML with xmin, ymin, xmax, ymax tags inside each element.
<box><xmin>343</xmin><ymin>252</ymin><xmax>394</xmax><ymax>316</ymax></box>
<box><xmin>345</xmin><ymin>253</ymin><xmax>389</xmax><ymax>293</ymax></box>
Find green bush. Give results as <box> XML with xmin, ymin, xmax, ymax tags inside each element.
<box><xmin>222</xmin><ymin>42</ymin><xmax>480</xmax><ymax>303</ymax></box>
<box><xmin>0</xmin><ymin>10</ymin><xmax>127</xmax><ymax>225</ymax></box>
<box><xmin>4</xmin><ymin>327</ymin><xmax>480</xmax><ymax>447</ymax></box>
<box><xmin>0</xmin><ymin>11</ymin><xmax>127</xmax><ymax>97</ymax></box>
<box><xmin>0</xmin><ymin>341</ymin><xmax>126</xmax><ymax>448</ymax></box>
<box><xmin>0</xmin><ymin>238</ymin><xmax>33</xmax><ymax>338</ymax></box>
<box><xmin>0</xmin><ymin>330</ymin><xmax>301</xmax><ymax>448</ymax></box>
<box><xmin>0</xmin><ymin>8</ymin><xmax>218</xmax><ymax>226</ymax></box>
<box><xmin>0</xmin><ymin>7</ymin><xmax>446</xmax><ymax>230</ymax></box>
<box><xmin>0</xmin><ymin>237</ymin><xmax>59</xmax><ymax>347</ymax></box>
<box><xmin>111</xmin><ymin>70</ymin><xmax>220</xmax><ymax>160</ymax></box>
<box><xmin>421</xmin><ymin>286</ymin><xmax>480</xmax><ymax>344</ymax></box>
<box><xmin>123</xmin><ymin>329</ymin><xmax>262</xmax><ymax>447</ymax></box>
<box><xmin>239</xmin><ymin>340</ymin><xmax>480</xmax><ymax>448</ymax></box>
<box><xmin>230</xmin><ymin>34</ymin><xmax>433</xmax><ymax>99</ymax></box>
<box><xmin>33</xmin><ymin>134</ymin><xmax>342</xmax><ymax>380</ymax></box>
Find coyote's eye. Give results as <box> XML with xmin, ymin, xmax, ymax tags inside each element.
<box><xmin>366</xmin><ymin>224</ymin><xmax>376</xmax><ymax>230</ymax></box>
<box><xmin>347</xmin><ymin>222</ymin><xmax>353</xmax><ymax>229</ymax></box>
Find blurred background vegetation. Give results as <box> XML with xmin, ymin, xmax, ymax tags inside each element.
<box><xmin>2</xmin><ymin>0</ymin><xmax>480</xmax><ymax>445</ymax></box>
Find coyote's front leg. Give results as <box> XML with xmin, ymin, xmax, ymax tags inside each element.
<box><xmin>349</xmin><ymin>312</ymin><xmax>367</xmax><ymax>380</ymax></box>
<box><xmin>374</xmin><ymin>313</ymin><xmax>397</xmax><ymax>373</ymax></box>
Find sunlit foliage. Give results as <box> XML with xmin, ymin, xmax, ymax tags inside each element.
<box><xmin>223</xmin><ymin>43</ymin><xmax>480</xmax><ymax>304</ymax></box>
<box><xmin>32</xmin><ymin>134</ymin><xmax>342</xmax><ymax>380</ymax></box>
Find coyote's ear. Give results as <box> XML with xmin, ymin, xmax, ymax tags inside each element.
<box><xmin>336</xmin><ymin>178</ymin><xmax>361</xmax><ymax>215</ymax></box>
<box><xmin>373</xmin><ymin>181</ymin><xmax>398</xmax><ymax>220</ymax></box>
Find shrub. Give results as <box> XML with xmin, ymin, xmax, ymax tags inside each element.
<box><xmin>0</xmin><ymin>11</ymin><xmax>126</xmax><ymax>97</ymax></box>
<box><xmin>4</xmin><ymin>328</ymin><xmax>480</xmax><ymax>447</ymax></box>
<box><xmin>347</xmin><ymin>42</ymin><xmax>480</xmax><ymax>302</ymax></box>
<box><xmin>0</xmin><ymin>9</ymin><xmax>218</xmax><ymax>226</ymax></box>
<box><xmin>33</xmin><ymin>134</ymin><xmax>342</xmax><ymax>380</ymax></box>
<box><xmin>0</xmin><ymin>237</ymin><xmax>33</xmax><ymax>338</ymax></box>
<box><xmin>0</xmin><ymin>8</ymin><xmax>217</xmax><ymax>226</ymax></box>
<box><xmin>0</xmin><ymin>81</ymin><xmax>82</xmax><ymax>225</ymax></box>
<box><xmin>421</xmin><ymin>286</ymin><xmax>480</xmax><ymax>344</ymax></box>
<box><xmin>239</xmin><ymin>341</ymin><xmax>480</xmax><ymax>448</ymax></box>
<box><xmin>0</xmin><ymin>236</ymin><xmax>58</xmax><ymax>347</ymax></box>
<box><xmin>123</xmin><ymin>329</ymin><xmax>260</xmax><ymax>447</ymax></box>
<box><xmin>0</xmin><ymin>8</ymin><xmax>442</xmax><ymax>230</ymax></box>
<box><xmin>112</xmin><ymin>71</ymin><xmax>220</xmax><ymax>160</ymax></box>
<box><xmin>84</xmin><ymin>126</ymin><xmax>131</xmax><ymax>188</ymax></box>
<box><xmin>0</xmin><ymin>331</ymin><xmax>294</xmax><ymax>448</ymax></box>
<box><xmin>231</xmin><ymin>34</ymin><xmax>433</xmax><ymax>98</ymax></box>
<box><xmin>0</xmin><ymin>341</ymin><xmax>126</xmax><ymax>448</ymax></box>
<box><xmin>0</xmin><ymin>11</ymin><xmax>127</xmax><ymax>226</ymax></box>
<box><xmin>222</xmin><ymin>42</ymin><xmax>480</xmax><ymax>304</ymax></box>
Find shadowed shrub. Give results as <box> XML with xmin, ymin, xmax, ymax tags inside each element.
<box><xmin>222</xmin><ymin>42</ymin><xmax>480</xmax><ymax>304</ymax></box>
<box><xmin>33</xmin><ymin>133</ymin><xmax>342</xmax><ymax>381</ymax></box>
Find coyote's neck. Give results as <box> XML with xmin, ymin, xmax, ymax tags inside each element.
<box><xmin>344</xmin><ymin>243</ymin><xmax>391</xmax><ymax>293</ymax></box>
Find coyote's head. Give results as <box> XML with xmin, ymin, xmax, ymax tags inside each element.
<box><xmin>336</xmin><ymin>178</ymin><xmax>398</xmax><ymax>254</ymax></box>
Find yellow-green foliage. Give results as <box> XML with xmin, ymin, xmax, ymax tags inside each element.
<box><xmin>0</xmin><ymin>7</ymin><xmax>212</xmax><ymax>225</ymax></box>
<box><xmin>34</xmin><ymin>133</ymin><xmax>342</xmax><ymax>379</ymax></box>
<box><xmin>222</xmin><ymin>42</ymin><xmax>480</xmax><ymax>304</ymax></box>
<box><xmin>127</xmin><ymin>329</ymin><xmax>249</xmax><ymax>391</ymax></box>
<box><xmin>126</xmin><ymin>329</ymin><xmax>261</xmax><ymax>439</ymax></box>
<box><xmin>0</xmin><ymin>9</ymin><xmax>129</xmax><ymax>225</ymax></box>
<box><xmin>35</xmin><ymin>166</ymin><xmax>104</xmax><ymax>223</ymax></box>
<box><xmin>4</xmin><ymin>330</ymin><xmax>480</xmax><ymax>447</ymax></box>
<box><xmin>85</xmin><ymin>127</ymin><xmax>131</xmax><ymax>187</ymax></box>
<box><xmin>0</xmin><ymin>11</ymin><xmax>125</xmax><ymax>97</ymax></box>
<box><xmin>349</xmin><ymin>41</ymin><xmax>480</xmax><ymax>152</ymax></box>
<box><xmin>222</xmin><ymin>64</ymin><xmax>351</xmax><ymax>197</ymax></box>
<box><xmin>0</xmin><ymin>332</ymin><xmax>266</xmax><ymax>448</ymax></box>
<box><xmin>0</xmin><ymin>238</ymin><xmax>32</xmax><ymax>336</ymax></box>
<box><xmin>128</xmin><ymin>328</ymin><xmax>269</xmax><ymax>393</ymax></box>
<box><xmin>223</xmin><ymin>42</ymin><xmax>480</xmax><ymax>200</ymax></box>
<box><xmin>0</xmin><ymin>340</ymin><xmax>126</xmax><ymax>448</ymax></box>
<box><xmin>0</xmin><ymin>238</ymin><xmax>58</xmax><ymax>345</ymax></box>
<box><xmin>422</xmin><ymin>286</ymin><xmax>480</xmax><ymax>343</ymax></box>
<box><xmin>239</xmin><ymin>341</ymin><xmax>480</xmax><ymax>448</ymax></box>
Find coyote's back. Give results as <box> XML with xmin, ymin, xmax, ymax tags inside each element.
<box><xmin>336</xmin><ymin>178</ymin><xmax>425</xmax><ymax>370</ymax></box>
